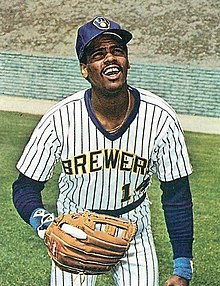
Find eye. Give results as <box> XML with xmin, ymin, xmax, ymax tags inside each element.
<box><xmin>89</xmin><ymin>49</ymin><xmax>105</xmax><ymax>61</ymax></box>
<box><xmin>112</xmin><ymin>46</ymin><xmax>126</xmax><ymax>56</ymax></box>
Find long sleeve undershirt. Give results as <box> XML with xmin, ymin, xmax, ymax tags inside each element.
<box><xmin>160</xmin><ymin>176</ymin><xmax>194</xmax><ymax>258</ymax></box>
<box><xmin>12</xmin><ymin>173</ymin><xmax>45</xmax><ymax>223</ymax></box>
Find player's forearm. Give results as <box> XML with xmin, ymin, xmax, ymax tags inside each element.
<box><xmin>160</xmin><ymin>176</ymin><xmax>193</xmax><ymax>258</ymax></box>
<box><xmin>160</xmin><ymin>176</ymin><xmax>194</xmax><ymax>281</ymax></box>
<box><xmin>163</xmin><ymin>203</ymin><xmax>193</xmax><ymax>258</ymax></box>
<box><xmin>12</xmin><ymin>173</ymin><xmax>45</xmax><ymax>223</ymax></box>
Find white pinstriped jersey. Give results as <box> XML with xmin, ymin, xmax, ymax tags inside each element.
<box><xmin>17</xmin><ymin>87</ymin><xmax>192</xmax><ymax>226</ymax></box>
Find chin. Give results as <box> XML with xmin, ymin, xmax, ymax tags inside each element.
<box><xmin>105</xmin><ymin>82</ymin><xmax>127</xmax><ymax>94</ymax></box>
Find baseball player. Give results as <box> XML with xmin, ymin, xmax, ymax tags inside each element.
<box><xmin>12</xmin><ymin>16</ymin><xmax>194</xmax><ymax>286</ymax></box>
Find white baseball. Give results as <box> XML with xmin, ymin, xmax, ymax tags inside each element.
<box><xmin>61</xmin><ymin>223</ymin><xmax>87</xmax><ymax>240</ymax></box>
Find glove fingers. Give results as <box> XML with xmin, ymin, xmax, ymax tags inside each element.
<box><xmin>53</xmin><ymin>258</ymin><xmax>115</xmax><ymax>275</ymax></box>
<box><xmin>46</xmin><ymin>228</ymin><xmax>127</xmax><ymax>256</ymax></box>
<box><xmin>55</xmin><ymin>248</ymin><xmax>122</xmax><ymax>266</ymax></box>
<box><xmin>46</xmin><ymin>236</ymin><xmax>124</xmax><ymax>274</ymax></box>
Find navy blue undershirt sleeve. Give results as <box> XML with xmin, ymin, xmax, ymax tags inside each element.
<box><xmin>12</xmin><ymin>173</ymin><xmax>46</xmax><ymax>224</ymax></box>
<box><xmin>160</xmin><ymin>176</ymin><xmax>194</xmax><ymax>259</ymax></box>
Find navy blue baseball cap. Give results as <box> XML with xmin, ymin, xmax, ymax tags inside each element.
<box><xmin>76</xmin><ymin>16</ymin><xmax>132</xmax><ymax>62</ymax></box>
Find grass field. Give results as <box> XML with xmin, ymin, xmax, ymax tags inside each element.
<box><xmin>0</xmin><ymin>110</ymin><xmax>219</xmax><ymax>286</ymax></box>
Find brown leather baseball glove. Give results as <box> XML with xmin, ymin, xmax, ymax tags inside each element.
<box><xmin>44</xmin><ymin>211</ymin><xmax>137</xmax><ymax>274</ymax></box>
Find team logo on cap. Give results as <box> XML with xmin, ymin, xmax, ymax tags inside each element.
<box><xmin>93</xmin><ymin>17</ymin><xmax>110</xmax><ymax>30</ymax></box>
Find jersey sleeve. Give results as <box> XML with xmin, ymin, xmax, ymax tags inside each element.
<box><xmin>150</xmin><ymin>114</ymin><xmax>192</xmax><ymax>182</ymax></box>
<box><xmin>16</xmin><ymin>113</ymin><xmax>61</xmax><ymax>182</ymax></box>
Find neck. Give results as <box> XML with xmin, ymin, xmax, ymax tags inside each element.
<box><xmin>91</xmin><ymin>84</ymin><xmax>128</xmax><ymax>111</ymax></box>
<box><xmin>91</xmin><ymin>88</ymin><xmax>133</xmax><ymax>132</ymax></box>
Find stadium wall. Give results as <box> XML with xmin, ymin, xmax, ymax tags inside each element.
<box><xmin>1</xmin><ymin>52</ymin><xmax>219</xmax><ymax>118</ymax></box>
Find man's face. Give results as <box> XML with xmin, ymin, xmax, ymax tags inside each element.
<box><xmin>80</xmin><ymin>35</ymin><xmax>130</xmax><ymax>95</ymax></box>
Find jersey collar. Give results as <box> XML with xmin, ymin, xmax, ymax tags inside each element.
<box><xmin>84</xmin><ymin>87</ymin><xmax>140</xmax><ymax>141</ymax></box>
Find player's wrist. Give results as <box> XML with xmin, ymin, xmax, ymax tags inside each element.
<box><xmin>173</xmin><ymin>257</ymin><xmax>193</xmax><ymax>281</ymax></box>
<box><xmin>29</xmin><ymin>208</ymin><xmax>55</xmax><ymax>239</ymax></box>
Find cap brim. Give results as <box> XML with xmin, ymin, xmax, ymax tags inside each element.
<box><xmin>108</xmin><ymin>29</ymin><xmax>132</xmax><ymax>44</ymax></box>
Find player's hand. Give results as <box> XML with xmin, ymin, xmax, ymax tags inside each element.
<box><xmin>29</xmin><ymin>208</ymin><xmax>55</xmax><ymax>239</ymax></box>
<box><xmin>164</xmin><ymin>275</ymin><xmax>189</xmax><ymax>286</ymax></box>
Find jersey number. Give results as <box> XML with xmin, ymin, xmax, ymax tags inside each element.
<box><xmin>121</xmin><ymin>183</ymin><xmax>131</xmax><ymax>203</ymax></box>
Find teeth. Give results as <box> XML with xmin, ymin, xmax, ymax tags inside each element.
<box><xmin>104</xmin><ymin>67</ymin><xmax>120</xmax><ymax>76</ymax></box>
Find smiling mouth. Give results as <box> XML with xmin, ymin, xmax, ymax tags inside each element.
<box><xmin>103</xmin><ymin>66</ymin><xmax>121</xmax><ymax>77</ymax></box>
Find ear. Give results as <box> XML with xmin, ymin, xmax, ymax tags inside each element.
<box><xmin>125</xmin><ymin>46</ymin><xmax>130</xmax><ymax>70</ymax></box>
<box><xmin>80</xmin><ymin>63</ymin><xmax>88</xmax><ymax>79</ymax></box>
<box><xmin>127</xmin><ymin>60</ymin><xmax>131</xmax><ymax>70</ymax></box>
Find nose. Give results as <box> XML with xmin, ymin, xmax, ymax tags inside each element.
<box><xmin>104</xmin><ymin>51</ymin><xmax>116</xmax><ymax>63</ymax></box>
